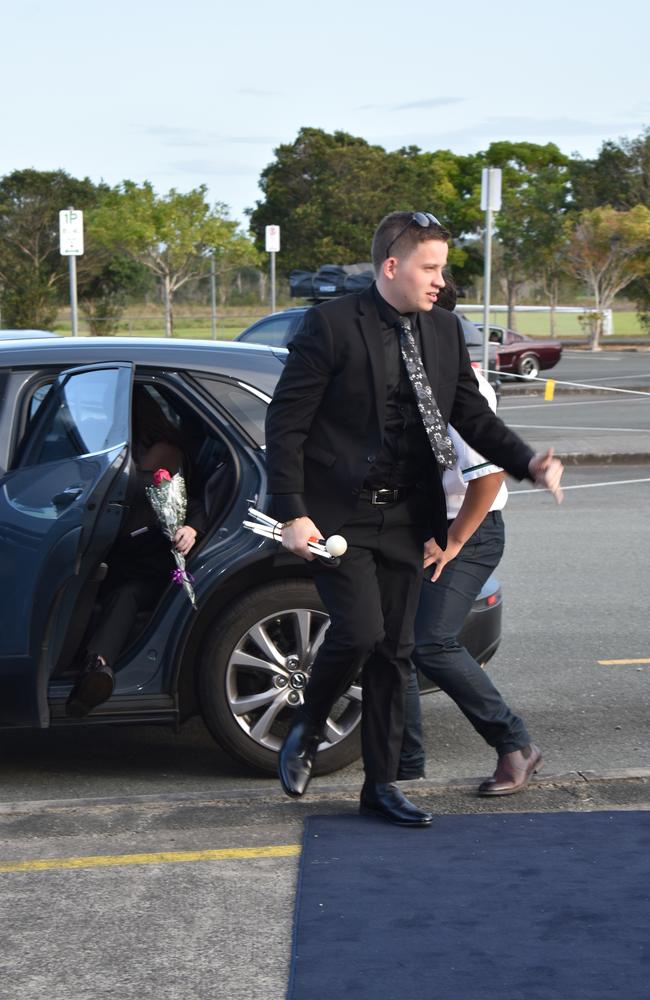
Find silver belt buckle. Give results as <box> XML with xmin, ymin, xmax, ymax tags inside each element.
<box><xmin>372</xmin><ymin>488</ymin><xmax>395</xmax><ymax>505</ymax></box>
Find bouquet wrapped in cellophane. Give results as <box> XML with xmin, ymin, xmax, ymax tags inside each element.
<box><xmin>145</xmin><ymin>468</ymin><xmax>197</xmax><ymax>610</ymax></box>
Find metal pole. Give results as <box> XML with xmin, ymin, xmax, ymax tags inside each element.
<box><xmin>69</xmin><ymin>254</ymin><xmax>79</xmax><ymax>337</ymax></box>
<box><xmin>482</xmin><ymin>172</ymin><xmax>493</xmax><ymax>376</ymax></box>
<box><xmin>270</xmin><ymin>251</ymin><xmax>276</xmax><ymax>313</ymax></box>
<box><xmin>210</xmin><ymin>255</ymin><xmax>217</xmax><ymax>339</ymax></box>
<box><xmin>163</xmin><ymin>279</ymin><xmax>171</xmax><ymax>337</ymax></box>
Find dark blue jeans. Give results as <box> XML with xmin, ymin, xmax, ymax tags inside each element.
<box><xmin>399</xmin><ymin>510</ymin><xmax>530</xmax><ymax>778</ymax></box>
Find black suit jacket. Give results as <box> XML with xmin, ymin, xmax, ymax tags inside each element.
<box><xmin>265</xmin><ymin>286</ymin><xmax>534</xmax><ymax>544</ymax></box>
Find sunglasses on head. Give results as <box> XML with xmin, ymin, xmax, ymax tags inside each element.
<box><xmin>384</xmin><ymin>212</ymin><xmax>442</xmax><ymax>259</ymax></box>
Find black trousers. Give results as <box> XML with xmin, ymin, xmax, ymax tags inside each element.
<box><xmin>86</xmin><ymin>540</ymin><xmax>170</xmax><ymax>668</ymax></box>
<box><xmin>305</xmin><ymin>491</ymin><xmax>428</xmax><ymax>782</ymax></box>
<box><xmin>88</xmin><ymin>577</ymin><xmax>163</xmax><ymax>667</ymax></box>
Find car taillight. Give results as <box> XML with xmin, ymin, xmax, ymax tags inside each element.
<box><xmin>486</xmin><ymin>594</ymin><xmax>499</xmax><ymax>606</ymax></box>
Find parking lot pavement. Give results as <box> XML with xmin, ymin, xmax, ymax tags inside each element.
<box><xmin>493</xmin><ymin>350</ymin><xmax>650</xmax><ymax>461</ymax></box>
<box><xmin>499</xmin><ymin>346</ymin><xmax>650</xmax><ymax>394</ymax></box>
<box><xmin>1</xmin><ymin>457</ymin><xmax>648</xmax><ymax>998</ymax></box>
<box><xmin>498</xmin><ymin>388</ymin><xmax>650</xmax><ymax>461</ymax></box>
<box><xmin>1</xmin><ymin>776</ymin><xmax>648</xmax><ymax>1000</ymax></box>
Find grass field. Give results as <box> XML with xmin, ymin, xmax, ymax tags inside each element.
<box><xmin>52</xmin><ymin>304</ymin><xmax>647</xmax><ymax>341</ymax></box>
<box><xmin>461</xmin><ymin>308</ymin><xmax>645</xmax><ymax>339</ymax></box>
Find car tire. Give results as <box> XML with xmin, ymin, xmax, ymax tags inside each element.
<box><xmin>198</xmin><ymin>580</ymin><xmax>361</xmax><ymax>775</ymax></box>
<box><xmin>517</xmin><ymin>353</ymin><xmax>540</xmax><ymax>379</ymax></box>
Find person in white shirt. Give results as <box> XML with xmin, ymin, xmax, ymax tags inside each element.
<box><xmin>399</xmin><ymin>366</ymin><xmax>542</xmax><ymax>795</ymax></box>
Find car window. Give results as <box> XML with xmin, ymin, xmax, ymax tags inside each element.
<box><xmin>459</xmin><ymin>318</ymin><xmax>483</xmax><ymax>347</ymax></box>
<box><xmin>19</xmin><ymin>368</ymin><xmax>130</xmax><ymax>467</ymax></box>
<box><xmin>137</xmin><ymin>383</ymin><xmax>182</xmax><ymax>431</ymax></box>
<box><xmin>239</xmin><ymin>314</ymin><xmax>295</xmax><ymax>346</ymax></box>
<box><xmin>28</xmin><ymin>382</ymin><xmax>54</xmax><ymax>419</ymax></box>
<box><xmin>193</xmin><ymin>376</ymin><xmax>268</xmax><ymax>447</ymax></box>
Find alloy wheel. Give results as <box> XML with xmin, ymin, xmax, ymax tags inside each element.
<box><xmin>224</xmin><ymin>607</ymin><xmax>362</xmax><ymax>752</ymax></box>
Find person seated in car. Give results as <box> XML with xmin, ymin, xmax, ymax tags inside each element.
<box><xmin>66</xmin><ymin>387</ymin><xmax>205</xmax><ymax>717</ymax></box>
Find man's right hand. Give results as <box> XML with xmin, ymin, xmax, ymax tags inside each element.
<box><xmin>281</xmin><ymin>516</ymin><xmax>321</xmax><ymax>561</ymax></box>
<box><xmin>528</xmin><ymin>448</ymin><xmax>564</xmax><ymax>504</ymax></box>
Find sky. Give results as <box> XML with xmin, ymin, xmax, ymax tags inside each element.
<box><xmin>2</xmin><ymin>0</ymin><xmax>648</xmax><ymax>227</ymax></box>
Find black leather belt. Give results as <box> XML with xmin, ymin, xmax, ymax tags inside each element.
<box><xmin>358</xmin><ymin>487</ymin><xmax>411</xmax><ymax>505</ymax></box>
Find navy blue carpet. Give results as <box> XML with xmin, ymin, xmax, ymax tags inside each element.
<box><xmin>287</xmin><ymin>810</ymin><xmax>649</xmax><ymax>1000</ymax></box>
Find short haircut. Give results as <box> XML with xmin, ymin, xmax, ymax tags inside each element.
<box><xmin>371</xmin><ymin>211</ymin><xmax>451</xmax><ymax>273</ymax></box>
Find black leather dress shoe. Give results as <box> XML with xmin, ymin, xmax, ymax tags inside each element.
<box><xmin>359</xmin><ymin>781</ymin><xmax>433</xmax><ymax>827</ymax></box>
<box><xmin>66</xmin><ymin>655</ymin><xmax>115</xmax><ymax>718</ymax></box>
<box><xmin>278</xmin><ymin>714</ymin><xmax>322</xmax><ymax>798</ymax></box>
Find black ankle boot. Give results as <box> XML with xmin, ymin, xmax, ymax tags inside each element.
<box><xmin>66</xmin><ymin>655</ymin><xmax>115</xmax><ymax>718</ymax></box>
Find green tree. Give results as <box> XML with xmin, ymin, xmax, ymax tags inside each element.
<box><xmin>79</xmin><ymin>255</ymin><xmax>152</xmax><ymax>335</ymax></box>
<box><xmin>91</xmin><ymin>182</ymin><xmax>257</xmax><ymax>336</ymax></box>
<box><xmin>0</xmin><ymin>169</ymin><xmax>100</xmax><ymax>328</ymax></box>
<box><xmin>570</xmin><ymin>128</ymin><xmax>650</xmax><ymax>212</ymax></box>
<box><xmin>567</xmin><ymin>205</ymin><xmax>650</xmax><ymax>349</ymax></box>
<box><xmin>569</xmin><ymin>128</ymin><xmax>650</xmax><ymax>326</ymax></box>
<box><xmin>248</xmin><ymin>127</ymin><xmax>477</xmax><ymax>280</ymax></box>
<box><xmin>400</xmin><ymin>147</ymin><xmax>484</xmax><ymax>288</ymax></box>
<box><xmin>249</xmin><ymin>128</ymin><xmax>400</xmax><ymax>273</ymax></box>
<box><xmin>211</xmin><ymin>231</ymin><xmax>262</xmax><ymax>307</ymax></box>
<box><xmin>484</xmin><ymin>142</ymin><xmax>572</xmax><ymax>329</ymax></box>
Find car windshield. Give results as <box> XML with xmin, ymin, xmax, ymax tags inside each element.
<box><xmin>458</xmin><ymin>316</ymin><xmax>483</xmax><ymax>346</ymax></box>
<box><xmin>239</xmin><ymin>314</ymin><xmax>296</xmax><ymax>346</ymax></box>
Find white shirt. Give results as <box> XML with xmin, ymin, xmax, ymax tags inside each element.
<box><xmin>443</xmin><ymin>370</ymin><xmax>508</xmax><ymax>519</ymax></box>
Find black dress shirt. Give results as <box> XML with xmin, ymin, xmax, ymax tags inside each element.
<box><xmin>365</xmin><ymin>286</ymin><xmax>431</xmax><ymax>488</ymax></box>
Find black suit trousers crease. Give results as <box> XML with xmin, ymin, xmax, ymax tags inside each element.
<box><xmin>305</xmin><ymin>490</ymin><xmax>429</xmax><ymax>783</ymax></box>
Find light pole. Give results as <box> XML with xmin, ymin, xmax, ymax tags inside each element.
<box><xmin>210</xmin><ymin>254</ymin><xmax>217</xmax><ymax>339</ymax></box>
<box><xmin>480</xmin><ymin>168</ymin><xmax>502</xmax><ymax>376</ymax></box>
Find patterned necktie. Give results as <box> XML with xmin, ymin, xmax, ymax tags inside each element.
<box><xmin>396</xmin><ymin>317</ymin><xmax>457</xmax><ymax>470</ymax></box>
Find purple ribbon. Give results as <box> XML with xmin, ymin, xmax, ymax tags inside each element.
<box><xmin>171</xmin><ymin>567</ymin><xmax>195</xmax><ymax>586</ymax></box>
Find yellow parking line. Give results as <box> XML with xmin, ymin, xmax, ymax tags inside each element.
<box><xmin>0</xmin><ymin>844</ymin><xmax>301</xmax><ymax>875</ymax></box>
<box><xmin>597</xmin><ymin>658</ymin><xmax>650</xmax><ymax>666</ymax></box>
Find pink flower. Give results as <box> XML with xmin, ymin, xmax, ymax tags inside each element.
<box><xmin>152</xmin><ymin>468</ymin><xmax>172</xmax><ymax>486</ymax></box>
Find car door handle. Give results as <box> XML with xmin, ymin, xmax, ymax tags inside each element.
<box><xmin>51</xmin><ymin>486</ymin><xmax>84</xmax><ymax>508</ymax></box>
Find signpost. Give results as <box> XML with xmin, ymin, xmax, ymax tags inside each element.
<box><xmin>59</xmin><ymin>208</ymin><xmax>84</xmax><ymax>337</ymax></box>
<box><xmin>480</xmin><ymin>169</ymin><xmax>502</xmax><ymax>376</ymax></box>
<box><xmin>265</xmin><ymin>225</ymin><xmax>280</xmax><ymax>313</ymax></box>
<box><xmin>210</xmin><ymin>254</ymin><xmax>217</xmax><ymax>339</ymax></box>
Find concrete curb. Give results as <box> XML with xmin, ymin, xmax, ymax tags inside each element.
<box><xmin>1</xmin><ymin>767</ymin><xmax>648</xmax><ymax>816</ymax></box>
<box><xmin>501</xmin><ymin>384</ymin><xmax>650</xmax><ymax>396</ymax></box>
<box><xmin>556</xmin><ymin>452</ymin><xmax>650</xmax><ymax>465</ymax></box>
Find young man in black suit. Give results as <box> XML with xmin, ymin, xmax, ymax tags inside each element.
<box><xmin>265</xmin><ymin>211</ymin><xmax>563</xmax><ymax>826</ymax></box>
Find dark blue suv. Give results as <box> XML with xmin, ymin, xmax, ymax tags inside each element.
<box><xmin>0</xmin><ymin>337</ymin><xmax>501</xmax><ymax>775</ymax></box>
<box><xmin>235</xmin><ymin>307</ymin><xmax>501</xmax><ymax>395</ymax></box>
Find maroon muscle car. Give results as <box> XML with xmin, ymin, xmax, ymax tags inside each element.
<box><xmin>483</xmin><ymin>325</ymin><xmax>562</xmax><ymax>379</ymax></box>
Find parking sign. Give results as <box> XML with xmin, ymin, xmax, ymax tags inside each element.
<box><xmin>265</xmin><ymin>225</ymin><xmax>280</xmax><ymax>253</ymax></box>
<box><xmin>59</xmin><ymin>209</ymin><xmax>84</xmax><ymax>256</ymax></box>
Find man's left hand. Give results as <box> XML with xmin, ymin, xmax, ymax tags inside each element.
<box><xmin>528</xmin><ymin>448</ymin><xmax>564</xmax><ymax>504</ymax></box>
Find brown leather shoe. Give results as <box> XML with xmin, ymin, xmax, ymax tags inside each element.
<box><xmin>477</xmin><ymin>744</ymin><xmax>543</xmax><ymax>796</ymax></box>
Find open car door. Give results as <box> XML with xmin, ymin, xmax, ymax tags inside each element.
<box><xmin>0</xmin><ymin>362</ymin><xmax>134</xmax><ymax>727</ymax></box>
